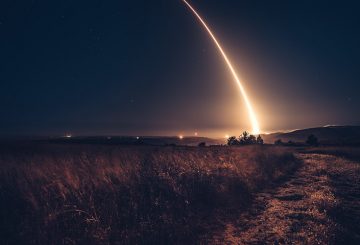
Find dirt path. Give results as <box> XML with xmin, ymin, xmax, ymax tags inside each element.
<box><xmin>207</xmin><ymin>154</ymin><xmax>360</xmax><ymax>244</ymax></box>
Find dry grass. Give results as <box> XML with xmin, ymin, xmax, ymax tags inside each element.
<box><xmin>299</xmin><ymin>146</ymin><xmax>360</xmax><ymax>161</ymax></box>
<box><xmin>0</xmin><ymin>144</ymin><xmax>296</xmax><ymax>244</ymax></box>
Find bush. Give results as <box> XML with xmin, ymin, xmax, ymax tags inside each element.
<box><xmin>275</xmin><ymin>139</ymin><xmax>283</xmax><ymax>145</ymax></box>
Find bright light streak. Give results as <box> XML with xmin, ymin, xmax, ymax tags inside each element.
<box><xmin>182</xmin><ymin>0</ymin><xmax>261</xmax><ymax>134</ymax></box>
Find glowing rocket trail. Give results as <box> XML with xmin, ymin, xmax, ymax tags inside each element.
<box><xmin>182</xmin><ymin>0</ymin><xmax>261</xmax><ymax>134</ymax></box>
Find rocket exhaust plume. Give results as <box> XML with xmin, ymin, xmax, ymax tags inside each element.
<box><xmin>182</xmin><ymin>0</ymin><xmax>261</xmax><ymax>134</ymax></box>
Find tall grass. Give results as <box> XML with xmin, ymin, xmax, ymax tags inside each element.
<box><xmin>0</xmin><ymin>144</ymin><xmax>296</xmax><ymax>244</ymax></box>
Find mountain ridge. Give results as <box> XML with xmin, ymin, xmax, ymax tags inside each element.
<box><xmin>261</xmin><ymin>125</ymin><xmax>360</xmax><ymax>145</ymax></box>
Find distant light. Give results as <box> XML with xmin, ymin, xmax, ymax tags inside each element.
<box><xmin>136</xmin><ymin>137</ymin><xmax>140</xmax><ymax>140</ymax></box>
<box><xmin>107</xmin><ymin>137</ymin><xmax>112</xmax><ymax>140</ymax></box>
<box><xmin>65</xmin><ymin>134</ymin><xmax>72</xmax><ymax>138</ymax></box>
<box><xmin>225</xmin><ymin>134</ymin><xmax>230</xmax><ymax>139</ymax></box>
<box><xmin>194</xmin><ymin>132</ymin><xmax>198</xmax><ymax>136</ymax></box>
<box><xmin>179</xmin><ymin>135</ymin><xmax>184</xmax><ymax>140</ymax></box>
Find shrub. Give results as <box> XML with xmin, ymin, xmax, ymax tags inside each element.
<box><xmin>275</xmin><ymin>139</ymin><xmax>283</xmax><ymax>145</ymax></box>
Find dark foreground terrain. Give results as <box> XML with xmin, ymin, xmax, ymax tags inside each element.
<box><xmin>0</xmin><ymin>143</ymin><xmax>359</xmax><ymax>244</ymax></box>
<box><xmin>207</xmin><ymin>152</ymin><xmax>360</xmax><ymax>244</ymax></box>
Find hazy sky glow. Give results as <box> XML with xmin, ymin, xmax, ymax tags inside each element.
<box><xmin>0</xmin><ymin>0</ymin><xmax>359</xmax><ymax>137</ymax></box>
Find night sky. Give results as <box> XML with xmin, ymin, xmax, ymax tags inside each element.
<box><xmin>1</xmin><ymin>0</ymin><xmax>359</xmax><ymax>137</ymax></box>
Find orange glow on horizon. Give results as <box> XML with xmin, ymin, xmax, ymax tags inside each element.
<box><xmin>182</xmin><ymin>0</ymin><xmax>261</xmax><ymax>134</ymax></box>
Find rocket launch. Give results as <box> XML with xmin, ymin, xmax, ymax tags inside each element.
<box><xmin>182</xmin><ymin>0</ymin><xmax>261</xmax><ymax>134</ymax></box>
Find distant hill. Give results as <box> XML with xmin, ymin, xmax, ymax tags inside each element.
<box><xmin>261</xmin><ymin>126</ymin><xmax>360</xmax><ymax>145</ymax></box>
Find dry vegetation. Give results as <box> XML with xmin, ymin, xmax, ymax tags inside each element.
<box><xmin>0</xmin><ymin>144</ymin><xmax>296</xmax><ymax>244</ymax></box>
<box><xmin>205</xmin><ymin>149</ymin><xmax>360</xmax><ymax>244</ymax></box>
<box><xmin>299</xmin><ymin>146</ymin><xmax>360</xmax><ymax>161</ymax></box>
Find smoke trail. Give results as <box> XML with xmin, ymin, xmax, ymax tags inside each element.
<box><xmin>182</xmin><ymin>0</ymin><xmax>260</xmax><ymax>134</ymax></box>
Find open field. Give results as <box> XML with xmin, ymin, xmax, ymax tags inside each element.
<box><xmin>0</xmin><ymin>143</ymin><xmax>359</xmax><ymax>244</ymax></box>
<box><xmin>0</xmin><ymin>144</ymin><xmax>296</xmax><ymax>244</ymax></box>
<box><xmin>299</xmin><ymin>146</ymin><xmax>360</xmax><ymax>161</ymax></box>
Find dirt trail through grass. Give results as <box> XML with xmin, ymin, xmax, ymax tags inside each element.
<box><xmin>207</xmin><ymin>154</ymin><xmax>360</xmax><ymax>244</ymax></box>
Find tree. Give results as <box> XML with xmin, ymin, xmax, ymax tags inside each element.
<box><xmin>239</xmin><ymin>131</ymin><xmax>250</xmax><ymax>144</ymax></box>
<box><xmin>248</xmin><ymin>135</ymin><xmax>257</xmax><ymax>144</ymax></box>
<box><xmin>306</xmin><ymin>134</ymin><xmax>318</xmax><ymax>146</ymax></box>
<box><xmin>256</xmin><ymin>135</ymin><xmax>264</xmax><ymax>145</ymax></box>
<box><xmin>228</xmin><ymin>132</ymin><xmax>264</xmax><ymax>146</ymax></box>
<box><xmin>227</xmin><ymin>136</ymin><xmax>239</xmax><ymax>146</ymax></box>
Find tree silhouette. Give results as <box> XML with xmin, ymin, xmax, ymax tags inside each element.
<box><xmin>227</xmin><ymin>136</ymin><xmax>239</xmax><ymax>146</ymax></box>
<box><xmin>248</xmin><ymin>135</ymin><xmax>257</xmax><ymax>144</ymax></box>
<box><xmin>239</xmin><ymin>131</ymin><xmax>250</xmax><ymax>144</ymax></box>
<box><xmin>306</xmin><ymin>134</ymin><xmax>318</xmax><ymax>146</ymax></box>
<box><xmin>256</xmin><ymin>135</ymin><xmax>264</xmax><ymax>145</ymax></box>
<box><xmin>228</xmin><ymin>132</ymin><xmax>264</xmax><ymax>146</ymax></box>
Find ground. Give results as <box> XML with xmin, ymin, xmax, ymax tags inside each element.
<box><xmin>204</xmin><ymin>153</ymin><xmax>360</xmax><ymax>244</ymax></box>
<box><xmin>1</xmin><ymin>144</ymin><xmax>359</xmax><ymax>244</ymax></box>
